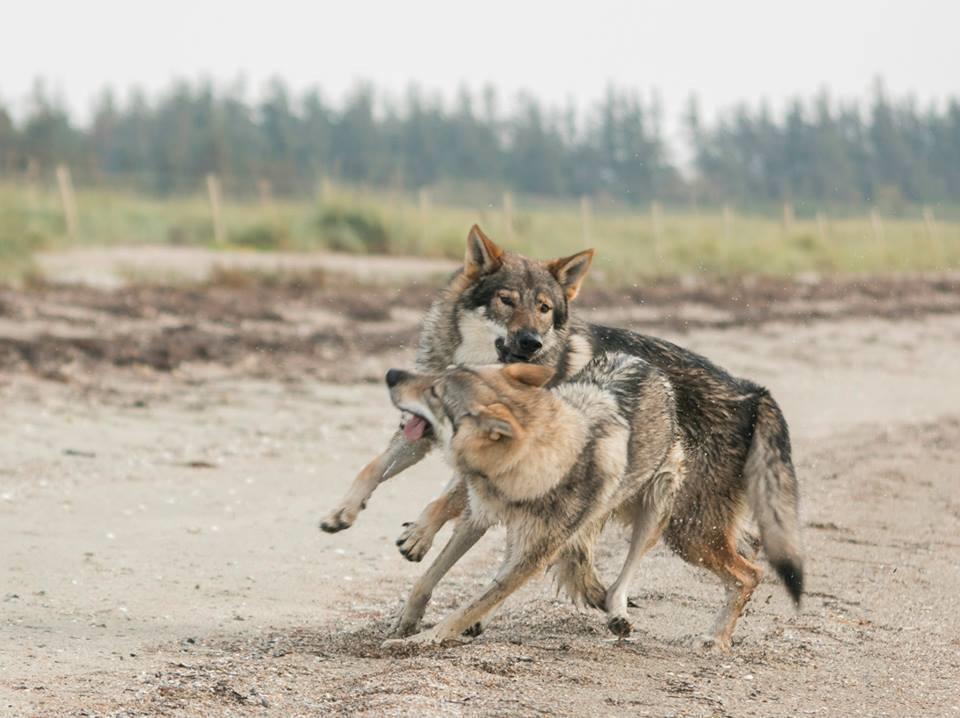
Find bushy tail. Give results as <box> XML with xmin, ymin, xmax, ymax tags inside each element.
<box><xmin>745</xmin><ymin>392</ymin><xmax>804</xmax><ymax>605</ymax></box>
<box><xmin>552</xmin><ymin>543</ymin><xmax>607</xmax><ymax>610</ymax></box>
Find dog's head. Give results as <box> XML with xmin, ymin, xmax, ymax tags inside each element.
<box><xmin>455</xmin><ymin>225</ymin><xmax>593</xmax><ymax>365</ymax></box>
<box><xmin>385</xmin><ymin>362</ymin><xmax>555</xmax><ymax>464</ymax></box>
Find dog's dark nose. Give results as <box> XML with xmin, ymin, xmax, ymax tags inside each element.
<box><xmin>516</xmin><ymin>331</ymin><xmax>543</xmax><ymax>356</ymax></box>
<box><xmin>385</xmin><ymin>369</ymin><xmax>407</xmax><ymax>387</ymax></box>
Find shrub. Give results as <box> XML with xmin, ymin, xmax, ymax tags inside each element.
<box><xmin>166</xmin><ymin>218</ymin><xmax>214</xmax><ymax>246</ymax></box>
<box><xmin>0</xmin><ymin>207</ymin><xmax>50</xmax><ymax>275</ymax></box>
<box><xmin>315</xmin><ymin>204</ymin><xmax>390</xmax><ymax>254</ymax></box>
<box><xmin>229</xmin><ymin>222</ymin><xmax>291</xmax><ymax>250</ymax></box>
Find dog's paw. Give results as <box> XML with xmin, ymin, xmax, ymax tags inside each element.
<box><xmin>319</xmin><ymin>506</ymin><xmax>358</xmax><ymax>534</ymax></box>
<box><xmin>390</xmin><ymin>614</ymin><xmax>422</xmax><ymax>639</ymax></box>
<box><xmin>607</xmin><ymin>615</ymin><xmax>633</xmax><ymax>639</ymax></box>
<box><xmin>462</xmin><ymin>621</ymin><xmax>484</xmax><ymax>638</ymax></box>
<box><xmin>395</xmin><ymin>521</ymin><xmax>435</xmax><ymax>562</ymax></box>
<box><xmin>691</xmin><ymin>634</ymin><xmax>731</xmax><ymax>653</ymax></box>
<box><xmin>382</xmin><ymin>628</ymin><xmax>452</xmax><ymax>652</ymax></box>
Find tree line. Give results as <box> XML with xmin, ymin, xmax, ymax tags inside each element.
<box><xmin>2</xmin><ymin>79</ymin><xmax>958</xmax><ymax>210</ymax></box>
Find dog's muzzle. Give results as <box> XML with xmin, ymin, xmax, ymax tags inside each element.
<box><xmin>496</xmin><ymin>330</ymin><xmax>543</xmax><ymax>363</ymax></box>
<box><xmin>385</xmin><ymin>368</ymin><xmax>409</xmax><ymax>387</ymax></box>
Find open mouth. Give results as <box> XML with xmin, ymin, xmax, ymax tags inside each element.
<box><xmin>400</xmin><ymin>410</ymin><xmax>434</xmax><ymax>441</ymax></box>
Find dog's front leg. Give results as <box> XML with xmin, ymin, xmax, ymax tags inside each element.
<box><xmin>396</xmin><ymin>475</ymin><xmax>468</xmax><ymax>561</ymax></box>
<box><xmin>320</xmin><ymin>430</ymin><xmax>430</xmax><ymax>533</ymax></box>
<box><xmin>387</xmin><ymin>537</ymin><xmax>559</xmax><ymax>648</ymax></box>
<box><xmin>392</xmin><ymin>518</ymin><xmax>488</xmax><ymax>637</ymax></box>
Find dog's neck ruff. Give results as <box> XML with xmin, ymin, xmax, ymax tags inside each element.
<box><xmin>467</xmin><ymin>398</ymin><xmax>589</xmax><ymax>504</ymax></box>
<box><xmin>453</xmin><ymin>308</ymin><xmax>504</xmax><ymax>366</ymax></box>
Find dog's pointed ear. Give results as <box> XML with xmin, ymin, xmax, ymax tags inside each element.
<box><xmin>476</xmin><ymin>403</ymin><xmax>520</xmax><ymax>441</ymax></box>
<box><xmin>501</xmin><ymin>363</ymin><xmax>555</xmax><ymax>388</ymax></box>
<box><xmin>547</xmin><ymin>249</ymin><xmax>594</xmax><ymax>301</ymax></box>
<box><xmin>464</xmin><ymin>225</ymin><xmax>503</xmax><ymax>278</ymax></box>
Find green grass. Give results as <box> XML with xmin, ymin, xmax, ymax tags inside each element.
<box><xmin>1</xmin><ymin>180</ymin><xmax>958</xmax><ymax>282</ymax></box>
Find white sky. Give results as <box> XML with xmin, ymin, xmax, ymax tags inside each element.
<box><xmin>3</xmin><ymin>0</ymin><xmax>958</xmax><ymax>155</ymax></box>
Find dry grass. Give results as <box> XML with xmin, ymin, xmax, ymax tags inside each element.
<box><xmin>2</xmin><ymin>180</ymin><xmax>958</xmax><ymax>282</ymax></box>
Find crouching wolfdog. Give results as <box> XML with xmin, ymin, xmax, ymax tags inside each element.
<box><xmin>383</xmin><ymin>355</ymin><xmax>802</xmax><ymax>650</ymax></box>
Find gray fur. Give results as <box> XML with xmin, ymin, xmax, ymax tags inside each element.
<box><xmin>384</xmin><ymin>354</ymin><xmax>684</xmax><ymax>647</ymax></box>
<box><xmin>319</xmin><ymin>227</ymin><xmax>804</xmax><ymax>650</ymax></box>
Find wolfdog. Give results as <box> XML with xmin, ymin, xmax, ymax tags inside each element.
<box><xmin>320</xmin><ymin>226</ymin><xmax>803</xmax><ymax>645</ymax></box>
<box><xmin>383</xmin><ymin>354</ymin><xmax>686</xmax><ymax>646</ymax></box>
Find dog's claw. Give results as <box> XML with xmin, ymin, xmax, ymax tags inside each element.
<box><xmin>396</xmin><ymin>521</ymin><xmax>435</xmax><ymax>562</ymax></box>
<box><xmin>607</xmin><ymin>615</ymin><xmax>633</xmax><ymax>638</ymax></box>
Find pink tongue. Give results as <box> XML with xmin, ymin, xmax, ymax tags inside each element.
<box><xmin>403</xmin><ymin>415</ymin><xmax>427</xmax><ymax>441</ymax></box>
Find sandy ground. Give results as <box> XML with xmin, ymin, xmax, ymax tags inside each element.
<box><xmin>33</xmin><ymin>246</ymin><xmax>460</xmax><ymax>289</ymax></box>
<box><xmin>1</xmin><ymin>259</ymin><xmax>960</xmax><ymax>716</ymax></box>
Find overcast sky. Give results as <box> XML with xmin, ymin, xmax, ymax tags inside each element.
<box><xmin>3</xmin><ymin>0</ymin><xmax>958</xmax><ymax>150</ymax></box>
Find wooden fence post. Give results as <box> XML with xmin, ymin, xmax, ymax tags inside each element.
<box><xmin>206</xmin><ymin>174</ymin><xmax>226</xmax><ymax>245</ymax></box>
<box><xmin>870</xmin><ymin>208</ymin><xmax>884</xmax><ymax>244</ymax></box>
<box><xmin>418</xmin><ymin>187</ymin><xmax>431</xmax><ymax>252</ymax></box>
<box><xmin>782</xmin><ymin>201</ymin><xmax>794</xmax><ymax>238</ymax></box>
<box><xmin>55</xmin><ymin>164</ymin><xmax>79</xmax><ymax>242</ymax></box>
<box><xmin>650</xmin><ymin>200</ymin><xmax>663</xmax><ymax>257</ymax></box>
<box><xmin>319</xmin><ymin>176</ymin><xmax>333</xmax><ymax>203</ymax></box>
<box><xmin>923</xmin><ymin>206</ymin><xmax>943</xmax><ymax>259</ymax></box>
<box><xmin>579</xmin><ymin>195</ymin><xmax>591</xmax><ymax>247</ymax></box>
<box><xmin>922</xmin><ymin>206</ymin><xmax>942</xmax><ymax>262</ymax></box>
<box><xmin>816</xmin><ymin>211</ymin><xmax>829</xmax><ymax>243</ymax></box>
<box><xmin>722</xmin><ymin>204</ymin><xmax>733</xmax><ymax>244</ymax></box>
<box><xmin>922</xmin><ymin>206</ymin><xmax>938</xmax><ymax>241</ymax></box>
<box><xmin>25</xmin><ymin>157</ymin><xmax>40</xmax><ymax>210</ymax></box>
<box><xmin>503</xmin><ymin>191</ymin><xmax>514</xmax><ymax>239</ymax></box>
<box><xmin>257</xmin><ymin>178</ymin><xmax>273</xmax><ymax>208</ymax></box>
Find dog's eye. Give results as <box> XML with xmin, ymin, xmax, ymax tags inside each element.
<box><xmin>539</xmin><ymin>303</ymin><xmax>552</xmax><ymax>314</ymax></box>
<box><xmin>498</xmin><ymin>294</ymin><xmax>515</xmax><ymax>307</ymax></box>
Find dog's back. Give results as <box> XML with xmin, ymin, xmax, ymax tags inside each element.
<box><xmin>561</xmin><ymin>352</ymin><xmax>679</xmax><ymax>474</ymax></box>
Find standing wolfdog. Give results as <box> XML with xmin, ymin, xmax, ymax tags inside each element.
<box><xmin>383</xmin><ymin>354</ymin><xmax>689</xmax><ymax>647</ymax></box>
<box><xmin>320</xmin><ymin>226</ymin><xmax>803</xmax><ymax>645</ymax></box>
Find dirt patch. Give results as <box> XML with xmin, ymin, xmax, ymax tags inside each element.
<box><xmin>1</xmin><ymin>264</ymin><xmax>959</xmax><ymax>716</ymax></box>
<box><xmin>1</xmin><ymin>273</ymin><xmax>958</xmax><ymax>384</ymax></box>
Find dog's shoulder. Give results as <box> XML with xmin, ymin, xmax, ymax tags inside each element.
<box><xmin>552</xmin><ymin>352</ymin><xmax>650</xmax><ymax>423</ymax></box>
<box><xmin>566</xmin><ymin>351</ymin><xmax>661</xmax><ymax>396</ymax></box>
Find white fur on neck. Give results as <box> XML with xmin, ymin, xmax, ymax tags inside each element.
<box><xmin>454</xmin><ymin>307</ymin><xmax>505</xmax><ymax>366</ymax></box>
<box><xmin>564</xmin><ymin>333</ymin><xmax>594</xmax><ymax>376</ymax></box>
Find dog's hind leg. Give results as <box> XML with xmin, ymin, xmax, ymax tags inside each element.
<box><xmin>320</xmin><ymin>430</ymin><xmax>430</xmax><ymax>533</ymax></box>
<box><xmin>604</xmin><ymin>502</ymin><xmax>669</xmax><ymax>638</ymax></box>
<box><xmin>392</xmin><ymin>519</ymin><xmax>488</xmax><ymax>638</ymax></box>
<box><xmin>737</xmin><ymin>529</ymin><xmax>762</xmax><ymax>561</ymax></box>
<box><xmin>698</xmin><ymin>538</ymin><xmax>763</xmax><ymax>652</ymax></box>
<box><xmin>396</xmin><ymin>475</ymin><xmax>467</xmax><ymax>562</ymax></box>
